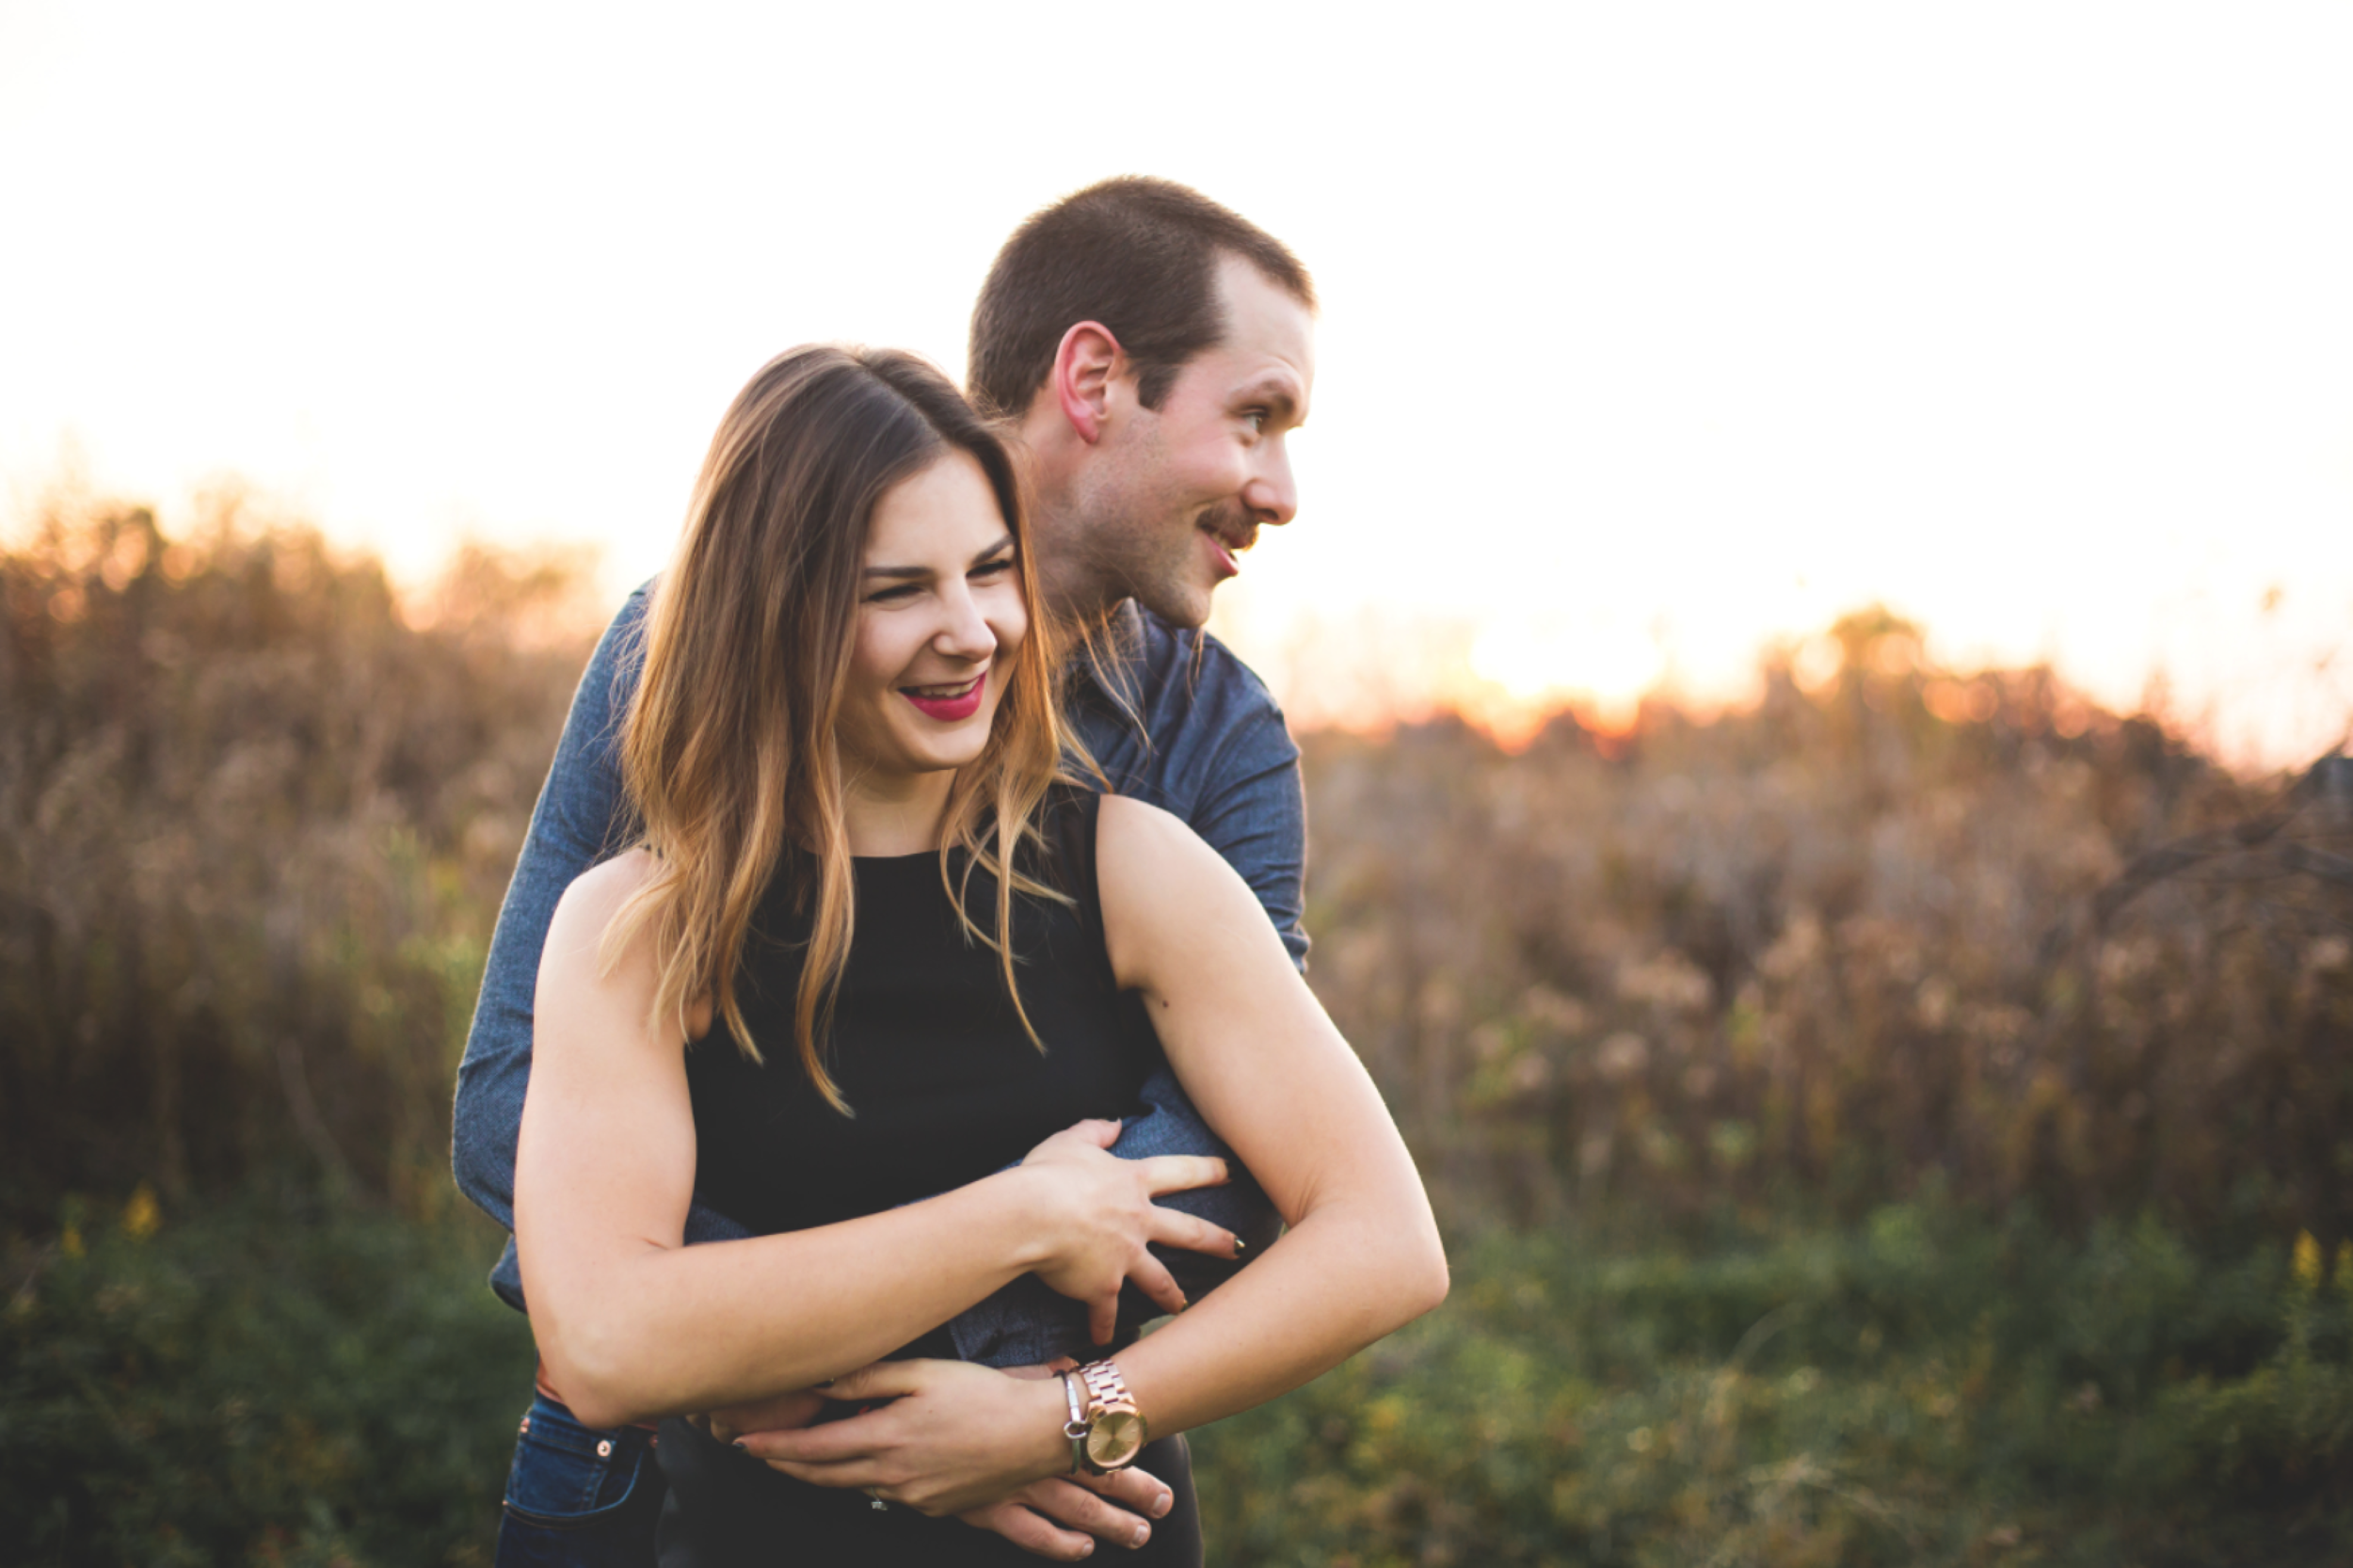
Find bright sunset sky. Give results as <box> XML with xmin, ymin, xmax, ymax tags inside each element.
<box><xmin>4</xmin><ymin>2</ymin><xmax>2348</xmax><ymax>768</ymax></box>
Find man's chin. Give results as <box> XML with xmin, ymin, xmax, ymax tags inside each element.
<box><xmin>1125</xmin><ymin>581</ymin><xmax>1216</xmax><ymax>631</ymax></box>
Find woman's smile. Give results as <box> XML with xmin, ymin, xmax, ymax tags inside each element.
<box><xmin>900</xmin><ymin>673</ymin><xmax>986</xmax><ymax>724</ymax></box>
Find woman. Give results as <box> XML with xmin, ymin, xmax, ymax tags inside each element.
<box><xmin>514</xmin><ymin>345</ymin><xmax>1446</xmax><ymax>1564</ymax></box>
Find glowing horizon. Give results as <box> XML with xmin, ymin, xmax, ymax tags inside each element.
<box><xmin>4</xmin><ymin>1</ymin><xmax>2348</xmax><ymax>771</ymax></box>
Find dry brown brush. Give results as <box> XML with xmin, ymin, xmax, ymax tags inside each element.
<box><xmin>1304</xmin><ymin>609</ymin><xmax>2353</xmax><ymax>1252</ymax></box>
<box><xmin>0</xmin><ymin>492</ymin><xmax>594</xmax><ymax>1230</ymax></box>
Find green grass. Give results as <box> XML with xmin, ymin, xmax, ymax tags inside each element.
<box><xmin>8</xmin><ymin>1192</ymin><xmax>2351</xmax><ymax>1565</ymax></box>
<box><xmin>1193</xmin><ymin>1204</ymin><xmax>2353</xmax><ymax>1567</ymax></box>
<box><xmin>2</xmin><ymin>1190</ymin><xmax>535</xmax><ymax>1567</ymax></box>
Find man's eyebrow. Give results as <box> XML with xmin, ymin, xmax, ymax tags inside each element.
<box><xmin>1236</xmin><ymin>376</ymin><xmax>1305</xmax><ymax>421</ymax></box>
<box><xmin>862</xmin><ymin>535</ymin><xmax>1016</xmax><ymax>578</ymax></box>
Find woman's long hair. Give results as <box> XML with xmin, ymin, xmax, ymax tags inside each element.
<box><xmin>601</xmin><ymin>345</ymin><xmax>1071</xmax><ymax>1113</ymax></box>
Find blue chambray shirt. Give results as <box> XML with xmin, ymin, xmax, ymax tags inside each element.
<box><xmin>451</xmin><ymin>586</ymin><xmax>1304</xmax><ymax>1368</ymax></box>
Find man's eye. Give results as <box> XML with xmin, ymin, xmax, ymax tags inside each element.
<box><xmin>1241</xmin><ymin>408</ymin><xmax>1269</xmax><ymax>434</ymax></box>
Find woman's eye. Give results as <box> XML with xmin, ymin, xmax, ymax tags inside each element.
<box><xmin>865</xmin><ymin>584</ymin><xmax>920</xmax><ymax>603</ymax></box>
<box><xmin>971</xmin><ymin>556</ymin><xmax>1016</xmax><ymax>579</ymax></box>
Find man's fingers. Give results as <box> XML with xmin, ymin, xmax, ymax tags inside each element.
<box><xmin>1000</xmin><ymin>1357</ymin><xmax>1080</xmax><ymax>1383</ymax></box>
<box><xmin>1149</xmin><ymin>1207</ymin><xmax>1241</xmax><ymax>1258</ymax></box>
<box><xmin>1020</xmin><ymin>1478</ymin><xmax>1154</xmax><ymax>1549</ymax></box>
<box><xmin>1079</xmin><ymin>1464</ymin><xmax>1176</xmax><ymax>1522</ymax></box>
<box><xmin>818</xmin><ymin>1358</ymin><xmax>930</xmax><ymax>1404</ymax></box>
<box><xmin>1136</xmin><ymin>1154</ymin><xmax>1229</xmax><ymax>1196</ymax></box>
<box><xmin>711</xmin><ymin>1387</ymin><xmax>826</xmax><ymax>1445</ymax></box>
<box><xmin>958</xmin><ymin>1499</ymin><xmax>1098</xmax><ymax>1561</ymax></box>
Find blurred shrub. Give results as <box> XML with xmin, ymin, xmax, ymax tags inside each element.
<box><xmin>1194</xmin><ymin>1201</ymin><xmax>2353</xmax><ymax>1566</ymax></box>
<box><xmin>0</xmin><ymin>490</ymin><xmax>595</xmax><ymax>1231</ymax></box>
<box><xmin>1</xmin><ymin>1188</ymin><xmax>534</xmax><ymax>1566</ymax></box>
<box><xmin>1303</xmin><ymin>609</ymin><xmax>2353</xmax><ymax>1252</ymax></box>
<box><xmin>8</xmin><ymin>489</ymin><xmax>2351</xmax><ymax>1559</ymax></box>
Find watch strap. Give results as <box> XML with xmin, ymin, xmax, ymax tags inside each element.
<box><xmin>1074</xmin><ymin>1359</ymin><xmax>1146</xmax><ymax>1473</ymax></box>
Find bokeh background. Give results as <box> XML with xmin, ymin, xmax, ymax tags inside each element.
<box><xmin>5</xmin><ymin>3</ymin><xmax>2352</xmax><ymax>1563</ymax></box>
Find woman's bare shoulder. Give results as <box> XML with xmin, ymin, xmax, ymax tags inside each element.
<box><xmin>1096</xmin><ymin>792</ymin><xmax>1212</xmax><ymax>865</ymax></box>
<box><xmin>543</xmin><ymin>849</ymin><xmax>661</xmax><ymax>970</ymax></box>
<box><xmin>1095</xmin><ymin>793</ymin><xmax>1280</xmax><ymax>984</ymax></box>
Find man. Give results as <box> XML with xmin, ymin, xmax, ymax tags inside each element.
<box><xmin>453</xmin><ymin>176</ymin><xmax>1317</xmax><ymax>1563</ymax></box>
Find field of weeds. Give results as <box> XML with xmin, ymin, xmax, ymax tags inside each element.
<box><xmin>4</xmin><ymin>497</ymin><xmax>2350</xmax><ymax>1564</ymax></box>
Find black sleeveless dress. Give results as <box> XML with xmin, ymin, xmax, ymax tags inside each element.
<box><xmin>654</xmin><ymin>788</ymin><xmax>1205</xmax><ymax>1566</ymax></box>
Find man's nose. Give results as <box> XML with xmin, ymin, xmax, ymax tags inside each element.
<box><xmin>1244</xmin><ymin>447</ymin><xmax>1299</xmax><ymax>527</ymax></box>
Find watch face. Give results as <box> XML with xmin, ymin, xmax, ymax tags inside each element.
<box><xmin>1087</xmin><ymin>1409</ymin><xmax>1147</xmax><ymax>1468</ymax></box>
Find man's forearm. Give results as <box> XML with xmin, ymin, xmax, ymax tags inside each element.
<box><xmin>451</xmin><ymin>589</ymin><xmax>648</xmax><ymax>1230</ymax></box>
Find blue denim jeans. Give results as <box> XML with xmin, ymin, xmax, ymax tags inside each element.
<box><xmin>496</xmin><ymin>1395</ymin><xmax>664</xmax><ymax>1568</ymax></box>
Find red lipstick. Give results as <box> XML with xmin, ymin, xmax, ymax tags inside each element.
<box><xmin>902</xmin><ymin>675</ymin><xmax>984</xmax><ymax>723</ymax></box>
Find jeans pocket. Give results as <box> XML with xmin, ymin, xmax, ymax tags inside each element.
<box><xmin>501</xmin><ymin>1395</ymin><xmax>657</xmax><ymax>1528</ymax></box>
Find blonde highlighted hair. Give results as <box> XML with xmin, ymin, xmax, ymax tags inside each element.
<box><xmin>602</xmin><ymin>345</ymin><xmax>1072</xmax><ymax>1112</ymax></box>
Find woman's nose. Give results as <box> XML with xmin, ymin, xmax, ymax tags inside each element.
<box><xmin>934</xmin><ymin>588</ymin><xmax>998</xmax><ymax>661</ymax></box>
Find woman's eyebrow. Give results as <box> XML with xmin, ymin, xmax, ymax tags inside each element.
<box><xmin>863</xmin><ymin>535</ymin><xmax>1016</xmax><ymax>579</ymax></box>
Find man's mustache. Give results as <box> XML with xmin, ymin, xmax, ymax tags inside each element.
<box><xmin>1199</xmin><ymin>504</ymin><xmax>1259</xmax><ymax>552</ymax></box>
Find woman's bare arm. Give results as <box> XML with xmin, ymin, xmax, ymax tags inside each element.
<box><xmin>1085</xmin><ymin>793</ymin><xmax>1449</xmax><ymax>1430</ymax></box>
<box><xmin>746</xmin><ymin>797</ymin><xmax>1448</xmax><ymax>1507</ymax></box>
<box><xmin>513</xmin><ymin>850</ymin><xmax>1235</xmax><ymax>1432</ymax></box>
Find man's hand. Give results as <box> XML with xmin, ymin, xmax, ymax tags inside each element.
<box><xmin>704</xmin><ymin>1385</ymin><xmax>824</xmax><ymax>1447</ymax></box>
<box><xmin>957</xmin><ymin>1468</ymin><xmax>1175</xmax><ymax>1560</ymax></box>
<box><xmin>733</xmin><ymin>1358</ymin><xmax>1073</xmax><ymax>1518</ymax></box>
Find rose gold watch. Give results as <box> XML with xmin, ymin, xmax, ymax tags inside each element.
<box><xmin>1062</xmin><ymin>1359</ymin><xmax>1148</xmax><ymax>1475</ymax></box>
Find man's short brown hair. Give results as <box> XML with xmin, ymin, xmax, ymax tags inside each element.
<box><xmin>967</xmin><ymin>176</ymin><xmax>1316</xmax><ymax>420</ymax></box>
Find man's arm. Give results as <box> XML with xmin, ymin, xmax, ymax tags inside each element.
<box><xmin>1179</xmin><ymin>707</ymin><xmax>1308</xmax><ymax>972</ymax></box>
<box><xmin>453</xmin><ymin>586</ymin><xmax>752</xmax><ymax>1316</ymax></box>
<box><xmin>1084</xmin><ymin>615</ymin><xmax>1309</xmax><ymax>970</ymax></box>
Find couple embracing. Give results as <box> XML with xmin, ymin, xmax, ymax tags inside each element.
<box><xmin>452</xmin><ymin>177</ymin><xmax>1448</xmax><ymax>1567</ymax></box>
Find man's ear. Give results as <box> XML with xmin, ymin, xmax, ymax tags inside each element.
<box><xmin>1050</xmin><ymin>321</ymin><xmax>1126</xmax><ymax>445</ymax></box>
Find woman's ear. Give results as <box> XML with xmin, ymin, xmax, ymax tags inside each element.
<box><xmin>1050</xmin><ymin>321</ymin><xmax>1126</xmax><ymax>445</ymax></box>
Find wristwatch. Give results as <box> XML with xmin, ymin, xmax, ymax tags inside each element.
<box><xmin>1061</xmin><ymin>1360</ymin><xmax>1148</xmax><ymax>1474</ymax></box>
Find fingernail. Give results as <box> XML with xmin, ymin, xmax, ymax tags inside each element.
<box><xmin>1076</xmin><ymin>1544</ymin><xmax>1094</xmax><ymax>1559</ymax></box>
<box><xmin>1153</xmin><ymin>1491</ymin><xmax>1173</xmax><ymax>1518</ymax></box>
<box><xmin>1233</xmin><ymin>1237</ymin><xmax>1247</xmax><ymax>1256</ymax></box>
<box><xmin>816</xmin><ymin>1378</ymin><xmax>835</xmax><ymax>1386</ymax></box>
<box><xmin>1131</xmin><ymin>1525</ymin><xmax>1151</xmax><ymax>1548</ymax></box>
<box><xmin>731</xmin><ymin>1440</ymin><xmax>747</xmax><ymax>1450</ymax></box>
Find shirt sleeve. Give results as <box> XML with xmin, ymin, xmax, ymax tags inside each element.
<box><xmin>1186</xmin><ymin>665</ymin><xmax>1311</xmax><ymax>973</ymax></box>
<box><xmin>450</xmin><ymin>588</ymin><xmax>647</xmax><ymax>1229</ymax></box>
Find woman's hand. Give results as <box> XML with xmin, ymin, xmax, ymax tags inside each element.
<box><xmin>736</xmin><ymin>1358</ymin><xmax>1072</xmax><ymax>1517</ymax></box>
<box><xmin>1020</xmin><ymin>1118</ymin><xmax>1241</xmax><ymax>1345</ymax></box>
<box><xmin>727</xmin><ymin>1357</ymin><xmax>1176</xmax><ymax>1560</ymax></box>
